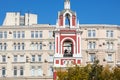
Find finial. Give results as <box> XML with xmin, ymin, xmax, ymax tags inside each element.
<box><xmin>64</xmin><ymin>0</ymin><xmax>70</xmax><ymax>9</ymax></box>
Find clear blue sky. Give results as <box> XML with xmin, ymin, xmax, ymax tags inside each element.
<box><xmin>0</xmin><ymin>0</ymin><xmax>120</xmax><ymax>25</ymax></box>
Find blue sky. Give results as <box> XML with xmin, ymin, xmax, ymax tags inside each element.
<box><xmin>0</xmin><ymin>0</ymin><xmax>120</xmax><ymax>25</ymax></box>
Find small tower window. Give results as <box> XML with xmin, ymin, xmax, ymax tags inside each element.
<box><xmin>63</xmin><ymin>40</ymin><xmax>73</xmax><ymax>57</ymax></box>
<box><xmin>65</xmin><ymin>13</ymin><xmax>70</xmax><ymax>27</ymax></box>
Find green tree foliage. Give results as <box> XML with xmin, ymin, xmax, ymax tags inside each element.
<box><xmin>56</xmin><ymin>60</ymin><xmax>120</xmax><ymax>80</ymax></box>
<box><xmin>113</xmin><ymin>67</ymin><xmax>120</xmax><ymax>80</ymax></box>
<box><xmin>101</xmin><ymin>65</ymin><xmax>113</xmax><ymax>80</ymax></box>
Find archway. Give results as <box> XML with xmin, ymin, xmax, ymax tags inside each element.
<box><xmin>63</xmin><ymin>39</ymin><xmax>73</xmax><ymax>57</ymax></box>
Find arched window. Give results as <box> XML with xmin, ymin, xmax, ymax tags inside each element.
<box><xmin>63</xmin><ymin>40</ymin><xmax>73</xmax><ymax>57</ymax></box>
<box><xmin>65</xmin><ymin>13</ymin><xmax>70</xmax><ymax>27</ymax></box>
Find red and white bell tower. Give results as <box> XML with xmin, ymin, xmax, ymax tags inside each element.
<box><xmin>53</xmin><ymin>0</ymin><xmax>82</xmax><ymax>79</ymax></box>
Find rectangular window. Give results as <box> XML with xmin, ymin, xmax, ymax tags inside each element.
<box><xmin>49</xmin><ymin>31</ymin><xmax>53</xmax><ymax>38</ymax></box>
<box><xmin>48</xmin><ymin>66</ymin><xmax>53</xmax><ymax>76</ymax></box>
<box><xmin>88</xmin><ymin>42</ymin><xmax>96</xmax><ymax>49</ymax></box>
<box><xmin>88</xmin><ymin>30</ymin><xmax>91</xmax><ymax>37</ymax></box>
<box><xmin>22</xmin><ymin>43</ymin><xmax>25</xmax><ymax>50</ymax></box>
<box><xmin>4</xmin><ymin>31</ymin><xmax>7</xmax><ymax>38</ymax></box>
<box><xmin>38</xmin><ymin>55</ymin><xmax>41</xmax><ymax>62</ymax></box>
<box><xmin>2</xmin><ymin>55</ymin><xmax>6</xmax><ymax>62</ymax></box>
<box><xmin>49</xmin><ymin>42</ymin><xmax>52</xmax><ymax>50</ymax></box>
<box><xmin>22</xmin><ymin>31</ymin><xmax>25</xmax><ymax>38</ymax></box>
<box><xmin>108</xmin><ymin>54</ymin><xmax>112</xmax><ymax>62</ymax></box>
<box><xmin>106</xmin><ymin>30</ymin><xmax>113</xmax><ymax>37</ymax></box>
<box><xmin>13</xmin><ymin>31</ymin><xmax>16</xmax><ymax>38</ymax></box>
<box><xmin>14</xmin><ymin>55</ymin><xmax>18</xmax><ymax>62</ymax></box>
<box><xmin>39</xmin><ymin>43</ymin><xmax>42</xmax><ymax>50</ymax></box>
<box><xmin>31</xmin><ymin>66</ymin><xmax>35</xmax><ymax>76</ymax></box>
<box><xmin>18</xmin><ymin>31</ymin><xmax>20</xmax><ymax>38</ymax></box>
<box><xmin>39</xmin><ymin>31</ymin><xmax>42</xmax><ymax>38</ymax></box>
<box><xmin>19</xmin><ymin>55</ymin><xmax>24</xmax><ymax>62</ymax></box>
<box><xmin>49</xmin><ymin>55</ymin><xmax>53</xmax><ymax>62</ymax></box>
<box><xmin>4</xmin><ymin>43</ymin><xmax>7</xmax><ymax>50</ymax></box>
<box><xmin>89</xmin><ymin>53</ymin><xmax>95</xmax><ymax>62</ymax></box>
<box><xmin>88</xmin><ymin>30</ymin><xmax>96</xmax><ymax>37</ymax></box>
<box><xmin>0</xmin><ymin>43</ymin><xmax>2</xmax><ymax>50</ymax></box>
<box><xmin>0</xmin><ymin>32</ymin><xmax>3</xmax><ymax>38</ymax></box>
<box><xmin>20</xmin><ymin>66</ymin><xmax>24</xmax><ymax>76</ymax></box>
<box><xmin>38</xmin><ymin>66</ymin><xmax>42</xmax><ymax>76</ymax></box>
<box><xmin>53</xmin><ymin>42</ymin><xmax>55</xmax><ymax>50</ymax></box>
<box><xmin>32</xmin><ymin>55</ymin><xmax>35</xmax><ymax>62</ymax></box>
<box><xmin>14</xmin><ymin>66</ymin><xmax>17</xmax><ymax>76</ymax></box>
<box><xmin>14</xmin><ymin>43</ymin><xmax>16</xmax><ymax>50</ymax></box>
<box><xmin>106</xmin><ymin>42</ymin><xmax>113</xmax><ymax>50</ymax></box>
<box><xmin>35</xmin><ymin>31</ymin><xmax>38</xmax><ymax>38</ymax></box>
<box><xmin>31</xmin><ymin>31</ymin><xmax>34</xmax><ymax>38</ymax></box>
<box><xmin>2</xmin><ymin>67</ymin><xmax>6</xmax><ymax>76</ymax></box>
<box><xmin>18</xmin><ymin>43</ymin><xmax>20</xmax><ymax>50</ymax></box>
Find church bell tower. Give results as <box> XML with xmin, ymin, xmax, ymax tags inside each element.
<box><xmin>53</xmin><ymin>0</ymin><xmax>82</xmax><ymax>79</ymax></box>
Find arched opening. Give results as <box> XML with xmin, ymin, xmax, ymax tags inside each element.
<box><xmin>65</xmin><ymin>13</ymin><xmax>70</xmax><ymax>27</ymax></box>
<box><xmin>63</xmin><ymin>39</ymin><xmax>73</xmax><ymax>57</ymax></box>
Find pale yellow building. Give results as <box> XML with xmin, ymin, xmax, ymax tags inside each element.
<box><xmin>0</xmin><ymin>0</ymin><xmax>120</xmax><ymax>80</ymax></box>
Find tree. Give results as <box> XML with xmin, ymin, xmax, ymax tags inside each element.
<box><xmin>113</xmin><ymin>67</ymin><xmax>120</xmax><ymax>80</ymax></box>
<box><xmin>101</xmin><ymin>65</ymin><xmax>113</xmax><ymax>80</ymax></box>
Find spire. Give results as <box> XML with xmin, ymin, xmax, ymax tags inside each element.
<box><xmin>64</xmin><ymin>0</ymin><xmax>70</xmax><ymax>9</ymax></box>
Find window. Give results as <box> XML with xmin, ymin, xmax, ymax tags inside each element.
<box><xmin>0</xmin><ymin>43</ymin><xmax>7</xmax><ymax>50</ymax></box>
<box><xmin>18</xmin><ymin>43</ymin><xmax>20</xmax><ymax>50</ymax></box>
<box><xmin>38</xmin><ymin>55</ymin><xmax>41</xmax><ymax>62</ymax></box>
<box><xmin>13</xmin><ymin>31</ymin><xmax>16</xmax><ymax>38</ymax></box>
<box><xmin>48</xmin><ymin>66</ymin><xmax>53</xmax><ymax>76</ymax></box>
<box><xmin>53</xmin><ymin>42</ymin><xmax>55</xmax><ymax>50</ymax></box>
<box><xmin>22</xmin><ymin>43</ymin><xmax>25</xmax><ymax>50</ymax></box>
<box><xmin>31</xmin><ymin>66</ymin><xmax>35</xmax><ymax>76</ymax></box>
<box><xmin>4</xmin><ymin>43</ymin><xmax>7</xmax><ymax>50</ymax></box>
<box><xmin>20</xmin><ymin>55</ymin><xmax>25</xmax><ymax>62</ymax></box>
<box><xmin>20</xmin><ymin>66</ymin><xmax>24</xmax><ymax>76</ymax></box>
<box><xmin>35</xmin><ymin>31</ymin><xmax>38</xmax><ymax>38</ymax></box>
<box><xmin>63</xmin><ymin>40</ymin><xmax>73</xmax><ymax>57</ymax></box>
<box><xmin>2</xmin><ymin>67</ymin><xmax>6</xmax><ymax>76</ymax></box>
<box><xmin>18</xmin><ymin>31</ymin><xmax>20</xmax><ymax>38</ymax></box>
<box><xmin>0</xmin><ymin>32</ymin><xmax>3</xmax><ymax>38</ymax></box>
<box><xmin>13</xmin><ymin>31</ymin><xmax>25</xmax><ymax>39</ymax></box>
<box><xmin>89</xmin><ymin>53</ymin><xmax>95</xmax><ymax>62</ymax></box>
<box><xmin>39</xmin><ymin>31</ymin><xmax>42</xmax><ymax>38</ymax></box>
<box><xmin>2</xmin><ymin>55</ymin><xmax>6</xmax><ymax>62</ymax></box>
<box><xmin>106</xmin><ymin>30</ymin><xmax>113</xmax><ymax>37</ymax></box>
<box><xmin>4</xmin><ymin>31</ymin><xmax>7</xmax><ymax>38</ymax></box>
<box><xmin>0</xmin><ymin>43</ymin><xmax>2</xmax><ymax>50</ymax></box>
<box><xmin>106</xmin><ymin>42</ymin><xmax>113</xmax><ymax>50</ymax></box>
<box><xmin>49</xmin><ymin>55</ymin><xmax>53</xmax><ymax>62</ymax></box>
<box><xmin>88</xmin><ymin>30</ymin><xmax>96</xmax><ymax>37</ymax></box>
<box><xmin>14</xmin><ymin>55</ymin><xmax>18</xmax><ymax>62</ymax></box>
<box><xmin>13</xmin><ymin>66</ymin><xmax>17</xmax><ymax>76</ymax></box>
<box><xmin>14</xmin><ymin>43</ymin><xmax>17</xmax><ymax>50</ymax></box>
<box><xmin>49</xmin><ymin>31</ymin><xmax>53</xmax><ymax>38</ymax></box>
<box><xmin>38</xmin><ymin>66</ymin><xmax>42</xmax><ymax>76</ymax></box>
<box><xmin>49</xmin><ymin>42</ymin><xmax>52</xmax><ymax>50</ymax></box>
<box><xmin>107</xmin><ymin>54</ymin><xmax>112</xmax><ymax>62</ymax></box>
<box><xmin>88</xmin><ymin>42</ymin><xmax>96</xmax><ymax>49</ymax></box>
<box><xmin>32</xmin><ymin>55</ymin><xmax>35</xmax><ymax>62</ymax></box>
<box><xmin>39</xmin><ymin>42</ymin><xmax>42</xmax><ymax>50</ymax></box>
<box><xmin>20</xmin><ymin>16</ymin><xmax>25</xmax><ymax>26</ymax></box>
<box><xmin>22</xmin><ymin>31</ymin><xmax>25</xmax><ymax>38</ymax></box>
<box><xmin>31</xmin><ymin>31</ymin><xmax>34</xmax><ymax>38</ymax></box>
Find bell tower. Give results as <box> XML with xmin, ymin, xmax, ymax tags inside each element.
<box><xmin>56</xmin><ymin>0</ymin><xmax>77</xmax><ymax>28</ymax></box>
<box><xmin>54</xmin><ymin>0</ymin><xmax>82</xmax><ymax>80</ymax></box>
